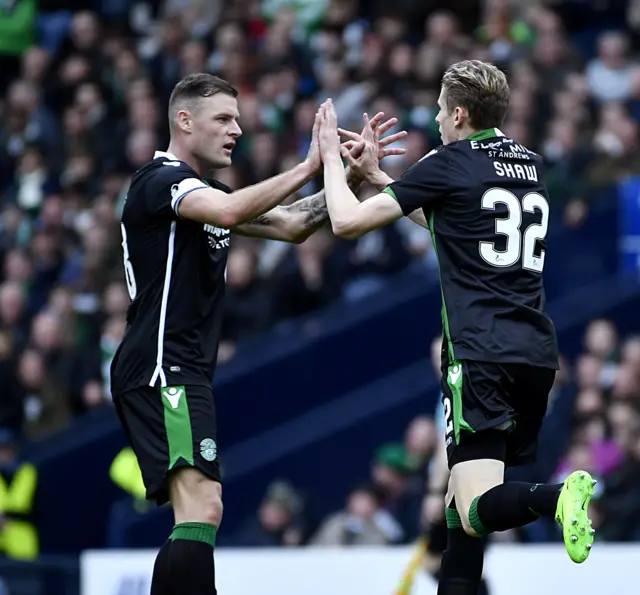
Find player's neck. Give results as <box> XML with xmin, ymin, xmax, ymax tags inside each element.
<box><xmin>165</xmin><ymin>142</ymin><xmax>205</xmax><ymax>176</ymax></box>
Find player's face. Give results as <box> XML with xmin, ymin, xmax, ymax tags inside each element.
<box><xmin>435</xmin><ymin>89</ymin><xmax>459</xmax><ymax>145</ymax></box>
<box><xmin>190</xmin><ymin>93</ymin><xmax>242</xmax><ymax>169</ymax></box>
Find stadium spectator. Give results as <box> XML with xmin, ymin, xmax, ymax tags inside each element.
<box><xmin>233</xmin><ymin>480</ymin><xmax>309</xmax><ymax>547</ymax></box>
<box><xmin>370</xmin><ymin>443</ymin><xmax>424</xmax><ymax>543</ymax></box>
<box><xmin>310</xmin><ymin>484</ymin><xmax>399</xmax><ymax>546</ymax></box>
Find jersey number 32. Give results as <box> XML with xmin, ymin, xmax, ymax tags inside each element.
<box><xmin>479</xmin><ymin>187</ymin><xmax>549</xmax><ymax>273</ymax></box>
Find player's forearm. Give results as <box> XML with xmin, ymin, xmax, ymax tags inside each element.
<box><xmin>281</xmin><ymin>168</ymin><xmax>363</xmax><ymax>242</ymax></box>
<box><xmin>228</xmin><ymin>162</ymin><xmax>316</xmax><ymax>226</ymax></box>
<box><xmin>323</xmin><ymin>156</ymin><xmax>363</xmax><ymax>238</ymax></box>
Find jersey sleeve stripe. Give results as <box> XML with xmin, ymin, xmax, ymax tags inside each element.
<box><xmin>170</xmin><ymin>178</ymin><xmax>209</xmax><ymax>215</ymax></box>
<box><xmin>382</xmin><ymin>186</ymin><xmax>398</xmax><ymax>201</ymax></box>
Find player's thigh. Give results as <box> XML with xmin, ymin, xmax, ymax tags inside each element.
<box><xmin>170</xmin><ymin>467</ymin><xmax>223</xmax><ymax>526</ymax></box>
<box><xmin>505</xmin><ymin>365</ymin><xmax>555</xmax><ymax>466</ymax></box>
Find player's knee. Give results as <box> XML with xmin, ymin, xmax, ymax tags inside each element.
<box><xmin>460</xmin><ymin>517</ymin><xmax>481</xmax><ymax>538</ymax></box>
<box><xmin>451</xmin><ymin>504</ymin><xmax>477</xmax><ymax>537</ymax></box>
<box><xmin>450</xmin><ymin>456</ymin><xmax>504</xmax><ymax>538</ymax></box>
<box><xmin>170</xmin><ymin>468</ymin><xmax>223</xmax><ymax>527</ymax></box>
<box><xmin>199</xmin><ymin>481</ymin><xmax>223</xmax><ymax>527</ymax></box>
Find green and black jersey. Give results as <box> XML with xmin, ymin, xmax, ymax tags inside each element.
<box><xmin>384</xmin><ymin>129</ymin><xmax>559</xmax><ymax>370</ymax></box>
<box><xmin>111</xmin><ymin>151</ymin><xmax>232</xmax><ymax>393</ymax></box>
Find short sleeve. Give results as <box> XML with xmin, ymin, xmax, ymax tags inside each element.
<box><xmin>382</xmin><ymin>148</ymin><xmax>450</xmax><ymax>216</ymax></box>
<box><xmin>206</xmin><ymin>179</ymin><xmax>233</xmax><ymax>195</ymax></box>
<box><xmin>144</xmin><ymin>161</ymin><xmax>209</xmax><ymax>218</ymax></box>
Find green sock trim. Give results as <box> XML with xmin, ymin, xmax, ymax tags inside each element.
<box><xmin>170</xmin><ymin>522</ymin><xmax>217</xmax><ymax>547</ymax></box>
<box><xmin>445</xmin><ymin>507</ymin><xmax>463</xmax><ymax>529</ymax></box>
<box><xmin>468</xmin><ymin>496</ymin><xmax>490</xmax><ymax>536</ymax></box>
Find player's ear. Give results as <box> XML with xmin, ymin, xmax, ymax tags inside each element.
<box><xmin>177</xmin><ymin>110</ymin><xmax>192</xmax><ymax>133</ymax></box>
<box><xmin>453</xmin><ymin>106</ymin><xmax>467</xmax><ymax>128</ymax></box>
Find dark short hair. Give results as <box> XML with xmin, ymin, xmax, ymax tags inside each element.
<box><xmin>168</xmin><ymin>73</ymin><xmax>238</xmax><ymax>126</ymax></box>
<box><xmin>441</xmin><ymin>60</ymin><xmax>510</xmax><ymax>130</ymax></box>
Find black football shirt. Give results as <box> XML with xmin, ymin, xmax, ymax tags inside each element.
<box><xmin>384</xmin><ymin>128</ymin><xmax>559</xmax><ymax>369</ymax></box>
<box><xmin>110</xmin><ymin>151</ymin><xmax>232</xmax><ymax>393</ymax></box>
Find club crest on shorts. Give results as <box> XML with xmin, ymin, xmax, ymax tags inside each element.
<box><xmin>200</xmin><ymin>438</ymin><xmax>217</xmax><ymax>462</ymax></box>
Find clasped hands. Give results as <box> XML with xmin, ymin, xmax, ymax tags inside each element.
<box><xmin>305</xmin><ymin>99</ymin><xmax>407</xmax><ymax>186</ymax></box>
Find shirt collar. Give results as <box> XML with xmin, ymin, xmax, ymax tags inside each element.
<box><xmin>467</xmin><ymin>128</ymin><xmax>505</xmax><ymax>141</ymax></box>
<box><xmin>153</xmin><ymin>150</ymin><xmax>179</xmax><ymax>160</ymax></box>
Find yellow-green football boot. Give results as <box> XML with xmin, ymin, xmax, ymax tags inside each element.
<box><xmin>555</xmin><ymin>470</ymin><xmax>596</xmax><ymax>563</ymax></box>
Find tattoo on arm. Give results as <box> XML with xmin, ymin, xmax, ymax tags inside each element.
<box><xmin>242</xmin><ymin>173</ymin><xmax>361</xmax><ymax>239</ymax></box>
<box><xmin>288</xmin><ymin>192</ymin><xmax>328</xmax><ymax>229</ymax></box>
<box><xmin>288</xmin><ymin>175</ymin><xmax>361</xmax><ymax>231</ymax></box>
<box><xmin>246</xmin><ymin>213</ymin><xmax>273</xmax><ymax>226</ymax></box>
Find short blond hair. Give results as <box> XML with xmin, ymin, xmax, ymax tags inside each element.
<box><xmin>441</xmin><ymin>60</ymin><xmax>510</xmax><ymax>130</ymax></box>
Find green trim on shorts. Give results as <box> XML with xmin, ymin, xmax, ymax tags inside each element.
<box><xmin>161</xmin><ymin>385</ymin><xmax>194</xmax><ymax>468</ymax></box>
<box><xmin>446</xmin><ymin>360</ymin><xmax>475</xmax><ymax>445</ymax></box>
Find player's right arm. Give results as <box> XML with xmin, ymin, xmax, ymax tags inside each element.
<box><xmin>176</xmin><ymin>163</ymin><xmax>317</xmax><ymax>228</ymax></box>
<box><xmin>143</xmin><ymin>161</ymin><xmax>314</xmax><ymax>229</ymax></box>
<box><xmin>176</xmin><ymin>108</ymin><xmax>326</xmax><ymax>228</ymax></box>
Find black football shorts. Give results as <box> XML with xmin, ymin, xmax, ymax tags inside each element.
<box><xmin>113</xmin><ymin>384</ymin><xmax>221</xmax><ymax>505</ymax></box>
<box><xmin>440</xmin><ymin>358</ymin><xmax>555</xmax><ymax>468</ymax></box>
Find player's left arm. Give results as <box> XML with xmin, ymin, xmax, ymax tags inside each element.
<box><xmin>350</xmin><ymin>166</ymin><xmax>429</xmax><ymax>231</ymax></box>
<box><xmin>319</xmin><ymin>101</ymin><xmax>448</xmax><ymax>239</ymax></box>
<box><xmin>232</xmin><ymin>113</ymin><xmax>407</xmax><ymax>243</ymax></box>
<box><xmin>231</xmin><ymin>169</ymin><xmax>361</xmax><ymax>244</ymax></box>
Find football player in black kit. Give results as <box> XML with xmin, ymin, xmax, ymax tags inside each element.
<box><xmin>109</xmin><ymin>73</ymin><xmax>407</xmax><ymax>595</ymax></box>
<box><xmin>317</xmin><ymin>60</ymin><xmax>596</xmax><ymax>595</ymax></box>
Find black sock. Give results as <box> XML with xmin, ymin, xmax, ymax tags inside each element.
<box><xmin>168</xmin><ymin>522</ymin><xmax>217</xmax><ymax>594</ymax></box>
<box><xmin>437</xmin><ymin>503</ymin><xmax>485</xmax><ymax>595</ymax></box>
<box><xmin>469</xmin><ymin>482</ymin><xmax>563</xmax><ymax>535</ymax></box>
<box><xmin>150</xmin><ymin>540</ymin><xmax>172</xmax><ymax>595</ymax></box>
<box><xmin>437</xmin><ymin>574</ymin><xmax>490</xmax><ymax>595</ymax></box>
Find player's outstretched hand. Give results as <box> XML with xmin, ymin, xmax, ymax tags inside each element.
<box><xmin>318</xmin><ymin>99</ymin><xmax>342</xmax><ymax>161</ymax></box>
<box><xmin>303</xmin><ymin>103</ymin><xmax>325</xmax><ymax>175</ymax></box>
<box><xmin>340</xmin><ymin>112</ymin><xmax>407</xmax><ymax>162</ymax></box>
<box><xmin>338</xmin><ymin>113</ymin><xmax>383</xmax><ymax>182</ymax></box>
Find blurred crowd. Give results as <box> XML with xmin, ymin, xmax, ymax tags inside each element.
<box><xmin>0</xmin><ymin>0</ymin><xmax>639</xmax><ymax>550</ymax></box>
<box><xmin>1</xmin><ymin>0</ymin><xmax>639</xmax><ymax>442</ymax></box>
<box><xmin>235</xmin><ymin>318</ymin><xmax>640</xmax><ymax>547</ymax></box>
<box><xmin>551</xmin><ymin>319</ymin><xmax>640</xmax><ymax>542</ymax></box>
<box><xmin>231</xmin><ymin>414</ymin><xmax>436</xmax><ymax>547</ymax></box>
